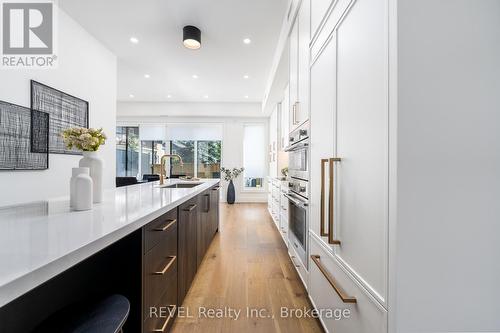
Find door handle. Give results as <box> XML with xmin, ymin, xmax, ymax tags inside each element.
<box><xmin>153</xmin><ymin>256</ymin><xmax>176</xmax><ymax>275</ymax></box>
<box><xmin>311</xmin><ymin>255</ymin><xmax>356</xmax><ymax>303</ymax></box>
<box><xmin>152</xmin><ymin>305</ymin><xmax>177</xmax><ymax>332</ymax></box>
<box><xmin>328</xmin><ymin>158</ymin><xmax>341</xmax><ymax>245</ymax></box>
<box><xmin>204</xmin><ymin>194</ymin><xmax>210</xmax><ymax>212</ymax></box>
<box><xmin>292</xmin><ymin>102</ymin><xmax>297</xmax><ymax>125</ymax></box>
<box><xmin>154</xmin><ymin>219</ymin><xmax>177</xmax><ymax>232</ymax></box>
<box><xmin>294</xmin><ymin>102</ymin><xmax>300</xmax><ymax>125</ymax></box>
<box><xmin>183</xmin><ymin>204</ymin><xmax>197</xmax><ymax>211</ymax></box>
<box><xmin>320</xmin><ymin>159</ymin><xmax>328</xmax><ymax>237</ymax></box>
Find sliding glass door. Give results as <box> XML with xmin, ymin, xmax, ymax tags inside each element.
<box><xmin>116</xmin><ymin>126</ymin><xmax>139</xmax><ymax>177</ymax></box>
<box><xmin>170</xmin><ymin>140</ymin><xmax>221</xmax><ymax>178</ymax></box>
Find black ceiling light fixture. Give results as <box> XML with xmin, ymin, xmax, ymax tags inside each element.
<box><xmin>183</xmin><ymin>25</ymin><xmax>201</xmax><ymax>50</ymax></box>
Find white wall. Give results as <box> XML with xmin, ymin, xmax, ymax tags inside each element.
<box><xmin>118</xmin><ymin>113</ymin><xmax>269</xmax><ymax>203</ymax></box>
<box><xmin>0</xmin><ymin>9</ymin><xmax>117</xmax><ymax>206</ymax></box>
<box><xmin>393</xmin><ymin>1</ymin><xmax>500</xmax><ymax>331</ymax></box>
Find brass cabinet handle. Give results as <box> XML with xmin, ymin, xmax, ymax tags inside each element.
<box><xmin>294</xmin><ymin>102</ymin><xmax>300</xmax><ymax>125</ymax></box>
<box><xmin>311</xmin><ymin>255</ymin><xmax>356</xmax><ymax>303</ymax></box>
<box><xmin>183</xmin><ymin>204</ymin><xmax>197</xmax><ymax>211</ymax></box>
<box><xmin>154</xmin><ymin>219</ymin><xmax>176</xmax><ymax>232</ymax></box>
<box><xmin>328</xmin><ymin>158</ymin><xmax>342</xmax><ymax>245</ymax></box>
<box><xmin>292</xmin><ymin>102</ymin><xmax>298</xmax><ymax>125</ymax></box>
<box><xmin>152</xmin><ymin>305</ymin><xmax>177</xmax><ymax>332</ymax></box>
<box><xmin>320</xmin><ymin>159</ymin><xmax>329</xmax><ymax>237</ymax></box>
<box><xmin>153</xmin><ymin>256</ymin><xmax>176</xmax><ymax>275</ymax></box>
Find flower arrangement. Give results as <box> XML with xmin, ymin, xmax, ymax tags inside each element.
<box><xmin>62</xmin><ymin>127</ymin><xmax>107</xmax><ymax>152</ymax></box>
<box><xmin>220</xmin><ymin>167</ymin><xmax>244</xmax><ymax>181</ymax></box>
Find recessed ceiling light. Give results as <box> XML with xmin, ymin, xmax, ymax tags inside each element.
<box><xmin>129</xmin><ymin>94</ymin><xmax>135</xmax><ymax>98</ymax></box>
<box><xmin>129</xmin><ymin>37</ymin><xmax>139</xmax><ymax>44</ymax></box>
<box><xmin>167</xmin><ymin>94</ymin><xmax>172</xmax><ymax>98</ymax></box>
<box><xmin>183</xmin><ymin>26</ymin><xmax>201</xmax><ymax>50</ymax></box>
<box><xmin>244</xmin><ymin>95</ymin><xmax>249</xmax><ymax>99</ymax></box>
<box><xmin>144</xmin><ymin>74</ymin><xmax>150</xmax><ymax>78</ymax></box>
<box><xmin>192</xmin><ymin>74</ymin><xmax>199</xmax><ymax>79</ymax></box>
<box><xmin>243</xmin><ymin>75</ymin><xmax>249</xmax><ymax>79</ymax></box>
<box><xmin>243</xmin><ymin>38</ymin><xmax>251</xmax><ymax>44</ymax></box>
<box><xmin>203</xmin><ymin>95</ymin><xmax>209</xmax><ymax>98</ymax></box>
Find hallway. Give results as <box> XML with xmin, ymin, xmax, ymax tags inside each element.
<box><xmin>172</xmin><ymin>203</ymin><xmax>323</xmax><ymax>333</ymax></box>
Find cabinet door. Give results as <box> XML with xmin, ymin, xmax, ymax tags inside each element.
<box><xmin>197</xmin><ymin>191</ymin><xmax>210</xmax><ymax>267</ymax></box>
<box><xmin>309</xmin><ymin>30</ymin><xmax>337</xmax><ymax>244</ymax></box>
<box><xmin>289</xmin><ymin>18</ymin><xmax>299</xmax><ymax>131</ymax></box>
<box><xmin>210</xmin><ymin>185</ymin><xmax>220</xmax><ymax>236</ymax></box>
<box><xmin>296</xmin><ymin>0</ymin><xmax>310</xmax><ymax>126</ymax></box>
<box><xmin>334</xmin><ymin>0</ymin><xmax>389</xmax><ymax>305</ymax></box>
<box><xmin>269</xmin><ymin>108</ymin><xmax>278</xmax><ymax>177</ymax></box>
<box><xmin>178</xmin><ymin>199</ymin><xmax>198</xmax><ymax>304</ymax></box>
<box><xmin>281</xmin><ymin>84</ymin><xmax>290</xmax><ymax>148</ymax></box>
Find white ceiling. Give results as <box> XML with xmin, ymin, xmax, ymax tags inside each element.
<box><xmin>59</xmin><ymin>0</ymin><xmax>288</xmax><ymax>103</ymax></box>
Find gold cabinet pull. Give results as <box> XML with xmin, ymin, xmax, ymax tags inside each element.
<box><xmin>153</xmin><ymin>256</ymin><xmax>176</xmax><ymax>275</ymax></box>
<box><xmin>183</xmin><ymin>203</ymin><xmax>197</xmax><ymax>211</ymax></box>
<box><xmin>311</xmin><ymin>255</ymin><xmax>356</xmax><ymax>303</ymax></box>
<box><xmin>328</xmin><ymin>158</ymin><xmax>341</xmax><ymax>245</ymax></box>
<box><xmin>154</xmin><ymin>219</ymin><xmax>176</xmax><ymax>232</ymax></box>
<box><xmin>320</xmin><ymin>159</ymin><xmax>329</xmax><ymax>237</ymax></box>
<box><xmin>152</xmin><ymin>305</ymin><xmax>176</xmax><ymax>332</ymax></box>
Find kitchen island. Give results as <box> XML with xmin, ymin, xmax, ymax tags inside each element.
<box><xmin>0</xmin><ymin>179</ymin><xmax>220</xmax><ymax>332</ymax></box>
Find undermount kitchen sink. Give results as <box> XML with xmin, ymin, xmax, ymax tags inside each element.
<box><xmin>159</xmin><ymin>183</ymin><xmax>202</xmax><ymax>189</ymax></box>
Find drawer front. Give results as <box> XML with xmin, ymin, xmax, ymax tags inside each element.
<box><xmin>143</xmin><ymin>272</ymin><xmax>178</xmax><ymax>333</ymax></box>
<box><xmin>144</xmin><ymin>208</ymin><xmax>178</xmax><ymax>253</ymax></box>
<box><xmin>288</xmin><ymin>241</ymin><xmax>308</xmax><ymax>289</ymax></box>
<box><xmin>309</xmin><ymin>236</ymin><xmax>387</xmax><ymax>333</ymax></box>
<box><xmin>144</xmin><ymin>229</ymin><xmax>178</xmax><ymax>316</ymax></box>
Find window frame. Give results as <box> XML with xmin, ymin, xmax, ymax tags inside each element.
<box><xmin>241</xmin><ymin>122</ymin><xmax>267</xmax><ymax>193</ymax></box>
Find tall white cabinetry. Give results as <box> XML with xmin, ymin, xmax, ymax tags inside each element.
<box><xmin>289</xmin><ymin>0</ymin><xmax>310</xmax><ymax>132</ymax></box>
<box><xmin>269</xmin><ymin>105</ymin><xmax>278</xmax><ymax>178</ymax></box>
<box><xmin>306</xmin><ymin>0</ymin><xmax>500</xmax><ymax>332</ymax></box>
<box><xmin>308</xmin><ymin>0</ymin><xmax>388</xmax><ymax>331</ymax></box>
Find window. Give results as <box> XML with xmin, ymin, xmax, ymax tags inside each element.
<box><xmin>170</xmin><ymin>140</ymin><xmax>195</xmax><ymax>177</ymax></box>
<box><xmin>140</xmin><ymin>141</ymin><xmax>166</xmax><ymax>176</ymax></box>
<box><xmin>116</xmin><ymin>126</ymin><xmax>139</xmax><ymax>177</ymax></box>
<box><xmin>197</xmin><ymin>141</ymin><xmax>221</xmax><ymax>178</ymax></box>
<box><xmin>170</xmin><ymin>140</ymin><xmax>221</xmax><ymax>179</ymax></box>
<box><xmin>243</xmin><ymin>124</ymin><xmax>266</xmax><ymax>189</ymax></box>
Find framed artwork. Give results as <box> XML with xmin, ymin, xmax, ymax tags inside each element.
<box><xmin>0</xmin><ymin>100</ymin><xmax>49</xmax><ymax>170</ymax></box>
<box><xmin>31</xmin><ymin>80</ymin><xmax>89</xmax><ymax>155</ymax></box>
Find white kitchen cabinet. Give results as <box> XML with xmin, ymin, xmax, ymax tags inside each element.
<box><xmin>307</xmin><ymin>0</ymin><xmax>500</xmax><ymax>332</ymax></box>
<box><xmin>289</xmin><ymin>19</ymin><xmax>298</xmax><ymax>131</ymax></box>
<box><xmin>289</xmin><ymin>0</ymin><xmax>310</xmax><ymax>132</ymax></box>
<box><xmin>296</xmin><ymin>0</ymin><xmax>310</xmax><ymax>127</ymax></box>
<box><xmin>269</xmin><ymin>106</ymin><xmax>278</xmax><ymax>177</ymax></box>
<box><xmin>309</xmin><ymin>0</ymin><xmax>389</xmax><ymax>329</ymax></box>
<box><xmin>311</xmin><ymin>0</ymin><xmax>333</xmax><ymax>41</ymax></box>
<box><xmin>279</xmin><ymin>183</ymin><xmax>289</xmax><ymax>244</ymax></box>
<box><xmin>334</xmin><ymin>0</ymin><xmax>388</xmax><ymax>305</ymax></box>
<box><xmin>280</xmin><ymin>85</ymin><xmax>290</xmax><ymax>149</ymax></box>
<box><xmin>309</xmin><ymin>236</ymin><xmax>387</xmax><ymax>333</ymax></box>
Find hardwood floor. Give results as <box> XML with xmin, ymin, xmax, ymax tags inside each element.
<box><xmin>171</xmin><ymin>203</ymin><xmax>323</xmax><ymax>333</ymax></box>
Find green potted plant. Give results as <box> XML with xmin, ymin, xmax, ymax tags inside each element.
<box><xmin>220</xmin><ymin>167</ymin><xmax>244</xmax><ymax>204</ymax></box>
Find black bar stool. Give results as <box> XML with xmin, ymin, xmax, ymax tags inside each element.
<box><xmin>34</xmin><ymin>294</ymin><xmax>130</xmax><ymax>333</ymax></box>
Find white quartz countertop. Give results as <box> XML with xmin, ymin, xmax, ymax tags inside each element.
<box><xmin>0</xmin><ymin>178</ymin><xmax>219</xmax><ymax>307</ymax></box>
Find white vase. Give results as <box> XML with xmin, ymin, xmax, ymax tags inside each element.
<box><xmin>79</xmin><ymin>151</ymin><xmax>103</xmax><ymax>203</ymax></box>
<box><xmin>72</xmin><ymin>167</ymin><xmax>93</xmax><ymax>211</ymax></box>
